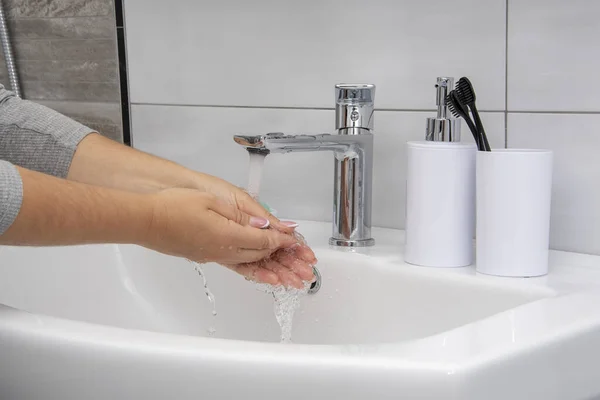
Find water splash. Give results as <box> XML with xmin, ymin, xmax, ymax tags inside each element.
<box><xmin>189</xmin><ymin>260</ymin><xmax>217</xmax><ymax>336</ymax></box>
<box><xmin>255</xmin><ymin>281</ymin><xmax>310</xmax><ymax>343</ymax></box>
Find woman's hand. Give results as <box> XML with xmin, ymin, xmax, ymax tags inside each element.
<box><xmin>145</xmin><ymin>188</ymin><xmax>317</xmax><ymax>288</ymax></box>
<box><xmin>144</xmin><ymin>188</ymin><xmax>298</xmax><ymax>265</ymax></box>
<box><xmin>189</xmin><ymin>175</ymin><xmax>318</xmax><ymax>288</ymax></box>
<box><xmin>227</xmin><ymin>240</ymin><xmax>317</xmax><ymax>289</ymax></box>
<box><xmin>190</xmin><ymin>173</ymin><xmax>298</xmax><ymax>232</ymax></box>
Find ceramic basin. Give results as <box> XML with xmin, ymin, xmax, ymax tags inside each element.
<box><xmin>1</xmin><ymin>221</ymin><xmax>600</xmax><ymax>399</ymax></box>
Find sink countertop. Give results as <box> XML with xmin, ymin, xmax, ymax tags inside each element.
<box><xmin>299</xmin><ymin>219</ymin><xmax>600</xmax><ymax>297</ymax></box>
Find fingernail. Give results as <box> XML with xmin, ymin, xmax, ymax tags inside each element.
<box><xmin>281</xmin><ymin>221</ymin><xmax>299</xmax><ymax>228</ymax></box>
<box><xmin>250</xmin><ymin>217</ymin><xmax>270</xmax><ymax>229</ymax></box>
<box><xmin>285</xmin><ymin>242</ymin><xmax>301</xmax><ymax>249</ymax></box>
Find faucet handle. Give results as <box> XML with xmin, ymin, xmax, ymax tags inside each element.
<box><xmin>335</xmin><ymin>84</ymin><xmax>375</xmax><ymax>105</ymax></box>
<box><xmin>335</xmin><ymin>84</ymin><xmax>375</xmax><ymax>133</ymax></box>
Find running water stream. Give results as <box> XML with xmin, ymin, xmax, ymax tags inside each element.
<box><xmin>246</xmin><ymin>152</ymin><xmax>312</xmax><ymax>343</ymax></box>
<box><xmin>247</xmin><ymin>152</ymin><xmax>266</xmax><ymax>199</ymax></box>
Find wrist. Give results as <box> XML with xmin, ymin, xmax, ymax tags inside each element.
<box><xmin>127</xmin><ymin>192</ymin><xmax>160</xmax><ymax>248</ymax></box>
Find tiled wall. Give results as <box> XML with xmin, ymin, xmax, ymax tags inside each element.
<box><xmin>125</xmin><ymin>0</ymin><xmax>600</xmax><ymax>255</ymax></box>
<box><xmin>0</xmin><ymin>0</ymin><xmax>123</xmax><ymax>142</ymax></box>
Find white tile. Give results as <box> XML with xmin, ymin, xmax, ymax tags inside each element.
<box><xmin>125</xmin><ymin>0</ymin><xmax>506</xmax><ymax>110</ymax></box>
<box><xmin>132</xmin><ymin>105</ymin><xmax>504</xmax><ymax>231</ymax></box>
<box><xmin>507</xmin><ymin>113</ymin><xmax>600</xmax><ymax>255</ymax></box>
<box><xmin>508</xmin><ymin>0</ymin><xmax>600</xmax><ymax>111</ymax></box>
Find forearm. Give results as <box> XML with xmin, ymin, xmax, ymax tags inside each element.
<box><xmin>67</xmin><ymin>134</ymin><xmax>279</xmax><ymax>229</ymax></box>
<box><xmin>67</xmin><ymin>133</ymin><xmax>205</xmax><ymax>193</ymax></box>
<box><xmin>1</xmin><ymin>165</ymin><xmax>153</xmax><ymax>246</ymax></box>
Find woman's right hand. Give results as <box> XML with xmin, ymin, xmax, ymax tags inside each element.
<box><xmin>142</xmin><ymin>188</ymin><xmax>298</xmax><ymax>266</ymax></box>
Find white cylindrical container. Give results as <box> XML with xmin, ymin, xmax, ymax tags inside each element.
<box><xmin>405</xmin><ymin>141</ymin><xmax>477</xmax><ymax>267</ymax></box>
<box><xmin>476</xmin><ymin>149</ymin><xmax>553</xmax><ymax>277</ymax></box>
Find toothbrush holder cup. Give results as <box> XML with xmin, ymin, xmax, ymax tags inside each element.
<box><xmin>476</xmin><ymin>149</ymin><xmax>553</xmax><ymax>277</ymax></box>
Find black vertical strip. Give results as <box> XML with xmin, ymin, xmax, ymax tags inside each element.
<box><xmin>117</xmin><ymin>27</ymin><xmax>131</xmax><ymax>146</ymax></box>
<box><xmin>115</xmin><ymin>0</ymin><xmax>124</xmax><ymax>28</ymax></box>
<box><xmin>115</xmin><ymin>0</ymin><xmax>131</xmax><ymax>146</ymax></box>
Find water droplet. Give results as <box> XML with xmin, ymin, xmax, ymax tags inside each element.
<box><xmin>189</xmin><ymin>260</ymin><xmax>217</xmax><ymax>318</ymax></box>
<box><xmin>228</xmin><ymin>245</ymin><xmax>233</xmax><ymax>250</ymax></box>
<box><xmin>328</xmin><ymin>295</ymin><xmax>333</xmax><ymax>299</ymax></box>
<box><xmin>315</xmin><ymin>318</ymin><xmax>319</xmax><ymax>323</ymax></box>
<box><xmin>207</xmin><ymin>327</ymin><xmax>216</xmax><ymax>336</ymax></box>
<box><xmin>219</xmin><ymin>246</ymin><xmax>225</xmax><ymax>250</ymax></box>
<box><xmin>335</xmin><ymin>289</ymin><xmax>339</xmax><ymax>293</ymax></box>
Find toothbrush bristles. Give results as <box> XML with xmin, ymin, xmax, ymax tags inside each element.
<box><xmin>456</xmin><ymin>77</ymin><xmax>475</xmax><ymax>104</ymax></box>
<box><xmin>446</xmin><ymin>94</ymin><xmax>461</xmax><ymax>118</ymax></box>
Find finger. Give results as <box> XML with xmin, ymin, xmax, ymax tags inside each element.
<box><xmin>208</xmin><ymin>212</ymin><xmax>298</xmax><ymax>251</ymax></box>
<box><xmin>260</xmin><ymin>258</ymin><xmax>304</xmax><ymax>289</ymax></box>
<box><xmin>293</xmin><ymin>244</ymin><xmax>318</xmax><ymax>264</ymax></box>
<box><xmin>210</xmin><ymin>198</ymin><xmax>270</xmax><ymax>229</ymax></box>
<box><xmin>237</xmin><ymin>193</ymin><xmax>295</xmax><ymax>233</ymax></box>
<box><xmin>272</xmin><ymin>251</ymin><xmax>315</xmax><ymax>281</ymax></box>
<box><xmin>226</xmin><ymin>263</ymin><xmax>279</xmax><ymax>285</ymax></box>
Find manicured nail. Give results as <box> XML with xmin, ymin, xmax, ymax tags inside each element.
<box><xmin>281</xmin><ymin>221</ymin><xmax>299</xmax><ymax>228</ymax></box>
<box><xmin>250</xmin><ymin>217</ymin><xmax>270</xmax><ymax>229</ymax></box>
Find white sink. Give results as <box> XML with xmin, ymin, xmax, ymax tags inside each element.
<box><xmin>1</xmin><ymin>221</ymin><xmax>600</xmax><ymax>399</ymax></box>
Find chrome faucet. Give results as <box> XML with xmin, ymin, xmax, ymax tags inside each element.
<box><xmin>234</xmin><ymin>84</ymin><xmax>375</xmax><ymax>247</ymax></box>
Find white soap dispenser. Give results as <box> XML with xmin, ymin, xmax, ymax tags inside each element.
<box><xmin>404</xmin><ymin>77</ymin><xmax>476</xmax><ymax>267</ymax></box>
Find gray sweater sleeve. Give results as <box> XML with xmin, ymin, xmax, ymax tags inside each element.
<box><xmin>0</xmin><ymin>161</ymin><xmax>23</xmax><ymax>235</ymax></box>
<box><xmin>0</xmin><ymin>84</ymin><xmax>93</xmax><ymax>234</ymax></box>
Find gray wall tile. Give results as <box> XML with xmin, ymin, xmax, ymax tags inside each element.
<box><xmin>12</xmin><ymin>39</ymin><xmax>53</xmax><ymax>60</ymax></box>
<box><xmin>0</xmin><ymin>0</ymin><xmax>122</xmax><ymax>143</ymax></box>
<box><xmin>22</xmin><ymin>81</ymin><xmax>120</xmax><ymax>102</ymax></box>
<box><xmin>48</xmin><ymin>0</ymin><xmax>114</xmax><ymax>17</ymax></box>
<box><xmin>10</xmin><ymin>17</ymin><xmax>115</xmax><ymax>39</ymax></box>
<box><xmin>5</xmin><ymin>0</ymin><xmax>114</xmax><ymax>18</ymax></box>
<box><xmin>21</xmin><ymin>60</ymin><xmax>118</xmax><ymax>82</ymax></box>
<box><xmin>49</xmin><ymin>39</ymin><xmax>116</xmax><ymax>61</ymax></box>
<box><xmin>4</xmin><ymin>0</ymin><xmax>48</xmax><ymax>18</ymax></box>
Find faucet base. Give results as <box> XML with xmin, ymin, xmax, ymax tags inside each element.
<box><xmin>329</xmin><ymin>238</ymin><xmax>375</xmax><ymax>247</ymax></box>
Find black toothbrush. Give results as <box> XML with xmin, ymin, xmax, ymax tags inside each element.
<box><xmin>446</xmin><ymin>90</ymin><xmax>483</xmax><ymax>150</ymax></box>
<box><xmin>456</xmin><ymin>77</ymin><xmax>491</xmax><ymax>152</ymax></box>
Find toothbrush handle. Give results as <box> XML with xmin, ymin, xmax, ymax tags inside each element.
<box><xmin>463</xmin><ymin>113</ymin><xmax>483</xmax><ymax>151</ymax></box>
<box><xmin>471</xmin><ymin>105</ymin><xmax>491</xmax><ymax>151</ymax></box>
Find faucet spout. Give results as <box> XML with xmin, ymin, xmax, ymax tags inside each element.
<box><xmin>234</xmin><ymin>132</ymin><xmax>367</xmax><ymax>156</ymax></box>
